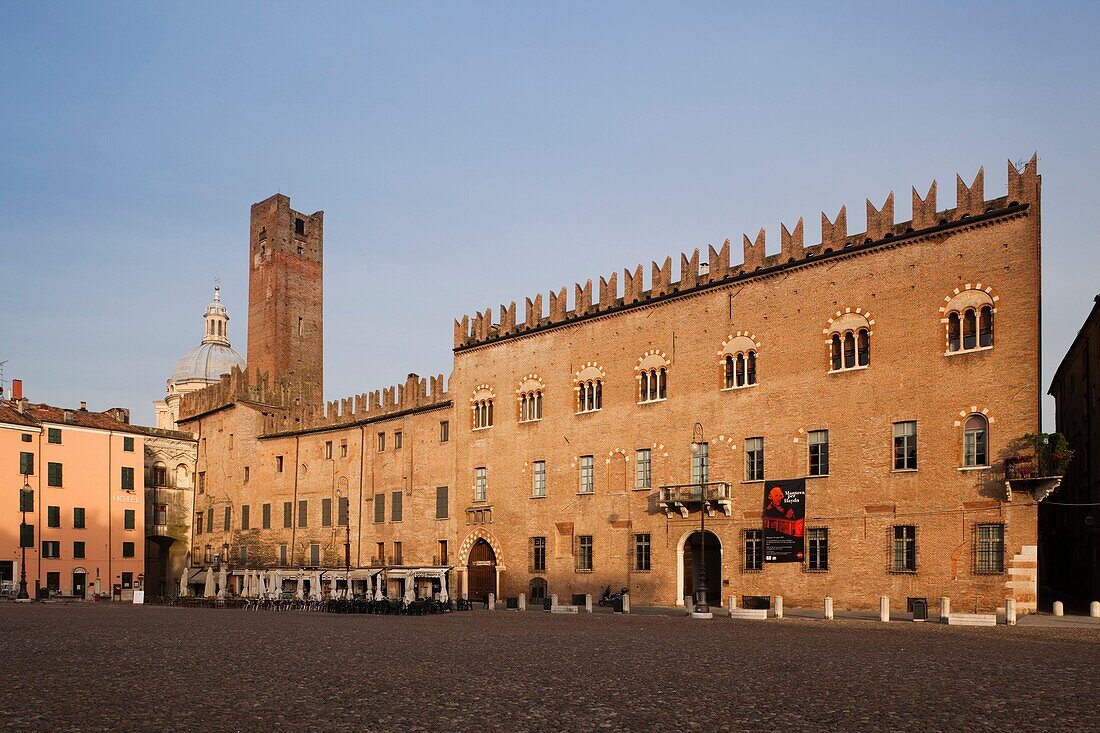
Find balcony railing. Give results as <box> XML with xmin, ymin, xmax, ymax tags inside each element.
<box><xmin>657</xmin><ymin>482</ymin><xmax>733</xmax><ymax>518</ymax></box>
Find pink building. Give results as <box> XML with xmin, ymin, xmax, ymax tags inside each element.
<box><xmin>1</xmin><ymin>382</ymin><xmax>147</xmax><ymax>600</ymax></box>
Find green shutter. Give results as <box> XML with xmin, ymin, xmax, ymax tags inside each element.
<box><xmin>73</xmin><ymin>507</ymin><xmax>85</xmax><ymax>528</ymax></box>
<box><xmin>121</xmin><ymin>466</ymin><xmax>134</xmax><ymax>490</ymax></box>
<box><xmin>47</xmin><ymin>462</ymin><xmax>63</xmax><ymax>487</ymax></box>
<box><xmin>73</xmin><ymin>541</ymin><xmax>85</xmax><ymax>559</ymax></box>
<box><xmin>20</xmin><ymin>524</ymin><xmax>34</xmax><ymax>548</ymax></box>
<box><xmin>124</xmin><ymin>510</ymin><xmax>135</xmax><ymax>530</ymax></box>
<box><xmin>19</xmin><ymin>452</ymin><xmax>34</xmax><ymax>476</ymax></box>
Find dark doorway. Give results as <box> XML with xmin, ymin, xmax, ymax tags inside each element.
<box><xmin>72</xmin><ymin>570</ymin><xmax>86</xmax><ymax>598</ymax></box>
<box><xmin>467</xmin><ymin>539</ymin><xmax>496</xmax><ymax>603</ymax></box>
<box><xmin>683</xmin><ymin>530</ymin><xmax>721</xmax><ymax>605</ymax></box>
<box><xmin>529</xmin><ymin>577</ymin><xmax>547</xmax><ymax>603</ymax></box>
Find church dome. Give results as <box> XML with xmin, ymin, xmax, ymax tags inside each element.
<box><xmin>168</xmin><ymin>282</ymin><xmax>246</xmax><ymax>386</ymax></box>
<box><xmin>170</xmin><ymin>342</ymin><xmax>246</xmax><ymax>385</ymax></box>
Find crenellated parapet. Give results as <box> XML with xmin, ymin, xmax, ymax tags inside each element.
<box><xmin>261</xmin><ymin>372</ymin><xmax>450</xmax><ymax>435</ymax></box>
<box><xmin>453</xmin><ymin>156</ymin><xmax>1039</xmax><ymax>350</ymax></box>
<box><xmin>178</xmin><ymin>365</ymin><xmax>303</xmax><ymax>422</ymax></box>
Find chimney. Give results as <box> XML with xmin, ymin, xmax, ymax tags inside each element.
<box><xmin>79</xmin><ymin>401</ymin><xmax>87</xmax><ymax>411</ymax></box>
<box><xmin>11</xmin><ymin>379</ymin><xmax>22</xmax><ymax>400</ymax></box>
<box><xmin>63</xmin><ymin>410</ymin><xmax>73</xmax><ymax>423</ymax></box>
<box><xmin>107</xmin><ymin>407</ymin><xmax>131</xmax><ymax>425</ymax></box>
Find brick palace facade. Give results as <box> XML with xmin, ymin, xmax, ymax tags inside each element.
<box><xmin>178</xmin><ymin>156</ymin><xmax>1046</xmax><ymax>613</ymax></box>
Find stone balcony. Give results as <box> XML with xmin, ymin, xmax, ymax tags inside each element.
<box><xmin>657</xmin><ymin>482</ymin><xmax>733</xmax><ymax>518</ymax></box>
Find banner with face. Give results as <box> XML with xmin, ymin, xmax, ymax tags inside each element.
<box><xmin>761</xmin><ymin>478</ymin><xmax>806</xmax><ymax>563</ymax></box>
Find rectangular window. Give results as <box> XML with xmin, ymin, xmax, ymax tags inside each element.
<box><xmin>47</xmin><ymin>505</ymin><xmax>60</xmax><ymax>528</ymax></box>
<box><xmin>338</xmin><ymin>497</ymin><xmax>349</xmax><ymax>527</ymax></box>
<box><xmin>744</xmin><ymin>529</ymin><xmax>763</xmax><ymax>571</ymax></box>
<box><xmin>438</xmin><ymin>540</ymin><xmax>448</xmax><ymax>565</ymax></box>
<box><xmin>394</xmin><ymin>431</ymin><xmax>402</xmax><ymax>449</ymax></box>
<box><xmin>42</xmin><ymin>541</ymin><xmax>61</xmax><ymax>558</ymax></box>
<box><xmin>121</xmin><ymin>466</ymin><xmax>134</xmax><ymax>491</ymax></box>
<box><xmin>283</xmin><ymin>502</ymin><xmax>292</xmax><ymax>529</ymax></box>
<box><xmin>440</xmin><ymin>421</ymin><xmax>450</xmax><ymax>443</ymax></box>
<box><xmin>893</xmin><ymin>421</ymin><xmax>917</xmax><ymax>470</ymax></box>
<box><xmin>152</xmin><ymin>464</ymin><xmax>167</xmax><ymax>486</ymax></box>
<box><xmin>48</xmin><ymin>427</ymin><xmax>61</xmax><ymax>444</ymax></box>
<box><xmin>340</xmin><ymin>441</ymin><xmax>348</xmax><ymax>458</ymax></box>
<box><xmin>206</xmin><ymin>510</ymin><xmax>213</xmax><ymax>533</ymax></box>
<box><xmin>73</xmin><ymin>507</ymin><xmax>85</xmax><ymax>529</ymax></box>
<box><xmin>435</xmin><ymin>486</ymin><xmax>448</xmax><ymax>519</ymax></box>
<box><xmin>806</xmin><ymin>528</ymin><xmax>829</xmax><ymax>571</ymax></box>
<box><xmin>745</xmin><ymin>437</ymin><xmax>764</xmax><ymax>481</ymax></box>
<box><xmin>635</xmin><ymin>533</ymin><xmax>651</xmax><ymax>571</ymax></box>
<box><xmin>222</xmin><ymin>506</ymin><xmax>230</xmax><ymax>531</ymax></box>
<box><xmin>376</xmin><ymin>542</ymin><xmax>385</xmax><ymax>563</ymax></box>
<box><xmin>309</xmin><ymin>543</ymin><xmax>320</xmax><ymax>566</ymax></box>
<box><xmin>391</xmin><ymin>491</ymin><xmax>403</xmax><ymax>522</ymax></box>
<box><xmin>691</xmin><ymin>442</ymin><xmax>709</xmax><ymax>485</ymax></box>
<box><xmin>121</xmin><ymin>572</ymin><xmax>133</xmax><ymax>589</ymax></box>
<box><xmin>325</xmin><ymin>441</ymin><xmax>333</xmax><ymax>459</ymax></box>
<box><xmin>808</xmin><ymin>430</ymin><xmax>829</xmax><ymax>476</ymax></box>
<box><xmin>279</xmin><ymin>545</ymin><xmax>288</xmax><ymax>566</ymax></box>
<box><xmin>475</xmin><ymin>467</ymin><xmax>487</xmax><ymax>502</ymax></box>
<box><xmin>21</xmin><ymin>433</ymin><xmax>32</xmax><ymax>442</ymax></box>
<box><xmin>20</xmin><ymin>524</ymin><xmax>35</xmax><ymax>548</ymax></box>
<box><xmin>262</xmin><ymin>503</ymin><xmax>271</xmax><ymax>529</ymax></box>
<box><xmin>298</xmin><ymin>500</ymin><xmax>308</xmax><ymax>528</ymax></box>
<box><xmin>198</xmin><ymin>472</ymin><xmax>206</xmax><ymax>494</ymax></box>
<box><xmin>579</xmin><ymin>455</ymin><xmax>594</xmax><ymax>494</ymax></box>
<box><xmin>19</xmin><ymin>451</ymin><xmax>34</xmax><ymax>475</ymax></box>
<box><xmin>892</xmin><ymin>525</ymin><xmax>917</xmax><ymax>572</ymax></box>
<box><xmin>125</xmin><ymin>509</ymin><xmax>136</xmax><ymax>530</ymax></box>
<box><xmin>73</xmin><ymin>541</ymin><xmax>85</xmax><ymax>559</ymax></box>
<box><xmin>635</xmin><ymin>449</ymin><xmax>652</xmax><ymax>489</ymax></box>
<box><xmin>241</xmin><ymin>505</ymin><xmax>250</xmax><ymax>531</ymax></box>
<box><xmin>123</xmin><ymin>436</ymin><xmax>134</xmax><ymax>452</ymax></box>
<box><xmin>393</xmin><ymin>541</ymin><xmax>403</xmax><ymax>565</ymax></box>
<box><xmin>47</xmin><ymin>462</ymin><xmax>63</xmax><ymax>487</ymax></box>
<box><xmin>276</xmin><ymin>456</ymin><xmax>284</xmax><ymax>473</ymax></box>
<box><xmin>374</xmin><ymin>493</ymin><xmax>385</xmax><ymax>523</ymax></box>
<box><xmin>239</xmin><ymin>545</ymin><xmax>248</xmax><ymax>564</ymax></box>
<box><xmin>154</xmin><ymin>504</ymin><xmax>167</xmax><ymax>525</ymax></box>
<box><xmin>322</xmin><ymin>498</ymin><xmax>332</xmax><ymax>527</ymax></box>
<box><xmin>531</xmin><ymin>536</ymin><xmax>547</xmax><ymax>572</ymax></box>
<box><xmin>20</xmin><ymin>488</ymin><xmax>33</xmax><ymax>512</ymax></box>
<box><xmin>47</xmin><ymin>571</ymin><xmax>60</xmax><ymax>592</ymax></box>
<box><xmin>377</xmin><ymin>432</ymin><xmax>386</xmax><ymax>452</ymax></box>
<box><xmin>532</xmin><ymin>460</ymin><xmax>547</xmax><ymax>497</ymax></box>
<box><xmin>975</xmin><ymin>524</ymin><xmax>1005</xmax><ymax>574</ymax></box>
<box><xmin>122</xmin><ymin>541</ymin><xmax>135</xmax><ymax>558</ymax></box>
<box><xmin>576</xmin><ymin>535</ymin><xmax>593</xmax><ymax>571</ymax></box>
<box><xmin>195</xmin><ymin>512</ymin><xmax>203</xmax><ymax>535</ymax></box>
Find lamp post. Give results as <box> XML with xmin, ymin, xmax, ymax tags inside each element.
<box><xmin>689</xmin><ymin>423</ymin><xmax>709</xmax><ymax>615</ymax></box>
<box><xmin>17</xmin><ymin>475</ymin><xmax>32</xmax><ymax>600</ymax></box>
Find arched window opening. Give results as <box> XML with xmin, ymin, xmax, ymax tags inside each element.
<box><xmin>535</xmin><ymin>391</ymin><xmax>542</xmax><ymax>419</ymax></box>
<box><xmin>963</xmin><ymin>309</ymin><xmax>977</xmax><ymax>350</ymax></box>
<box><xmin>843</xmin><ymin>332</ymin><xmax>856</xmax><ymax>369</ymax></box>
<box><xmin>724</xmin><ymin>356</ymin><xmax>735</xmax><ymax>389</ymax></box>
<box><xmin>519</xmin><ymin>390</ymin><xmax>543</xmax><ymax>423</ymax></box>
<box><xmin>594</xmin><ymin>380</ymin><xmax>602</xmax><ymax>410</ymax></box>
<box><xmin>948</xmin><ymin>312</ymin><xmax>961</xmax><ymax>352</ymax></box>
<box><xmin>979</xmin><ymin>306</ymin><xmax>993</xmax><ymax>348</ymax></box>
<box><xmin>857</xmin><ymin>329</ymin><xmax>870</xmax><ymax>367</ymax></box>
<box><xmin>944</xmin><ymin>289</ymin><xmax>996</xmax><ymax>354</ymax></box>
<box><xmin>746</xmin><ymin>351</ymin><xmax>757</xmax><ymax>385</ymax></box>
<box><xmin>640</xmin><ymin>371</ymin><xmax>650</xmax><ymax>402</ymax></box>
<box><xmin>963</xmin><ymin>414</ymin><xmax>989</xmax><ymax>467</ymax></box>
<box><xmin>831</xmin><ymin>334</ymin><xmax>842</xmax><ymax>371</ymax></box>
<box><xmin>658</xmin><ymin>368</ymin><xmax>667</xmax><ymax>400</ymax></box>
<box><xmin>578</xmin><ymin>379</ymin><xmax>603</xmax><ymax>413</ymax></box>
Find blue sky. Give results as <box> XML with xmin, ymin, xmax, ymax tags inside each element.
<box><xmin>1</xmin><ymin>2</ymin><xmax>1096</xmax><ymax>429</ymax></box>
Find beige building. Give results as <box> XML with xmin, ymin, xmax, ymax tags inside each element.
<box><xmin>179</xmin><ymin>159</ymin><xmax>1052</xmax><ymax>613</ymax></box>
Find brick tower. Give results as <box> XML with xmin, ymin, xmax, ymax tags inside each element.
<box><xmin>246</xmin><ymin>194</ymin><xmax>324</xmax><ymax>405</ymax></box>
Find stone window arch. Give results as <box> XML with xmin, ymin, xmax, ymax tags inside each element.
<box><xmin>636</xmin><ymin>351</ymin><xmax>670</xmax><ymax>404</ymax></box>
<box><xmin>956</xmin><ymin>408</ymin><xmax>994</xmax><ymax>468</ymax></box>
<box><xmin>941</xmin><ymin>285</ymin><xmax>997</xmax><ymax>354</ymax></box>
<box><xmin>516</xmin><ymin>374</ymin><xmax>544</xmax><ymax>423</ymax></box>
<box><xmin>824</xmin><ymin>309</ymin><xmax>873</xmax><ymax>372</ymax></box>
<box><xmin>470</xmin><ymin>385</ymin><xmax>495</xmax><ymax>430</ymax></box>
<box><xmin>719</xmin><ymin>333</ymin><xmax>761</xmax><ymax>390</ymax></box>
<box><xmin>574</xmin><ymin>363</ymin><xmax>605</xmax><ymax>414</ymax></box>
<box><xmin>175</xmin><ymin>464</ymin><xmax>190</xmax><ymax>489</ymax></box>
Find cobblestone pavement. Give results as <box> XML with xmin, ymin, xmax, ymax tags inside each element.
<box><xmin>1</xmin><ymin>603</ymin><xmax>1096</xmax><ymax>732</ymax></box>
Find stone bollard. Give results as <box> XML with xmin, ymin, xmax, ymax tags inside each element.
<box><xmin>728</xmin><ymin>594</ymin><xmax>737</xmax><ymax>610</ymax></box>
<box><xmin>684</xmin><ymin>595</ymin><xmax>692</xmax><ymax>615</ymax></box>
<box><xmin>1005</xmin><ymin>598</ymin><xmax>1016</xmax><ymax>626</ymax></box>
<box><xmin>1090</xmin><ymin>601</ymin><xmax>1099</xmax><ymax>618</ymax></box>
<box><xmin>774</xmin><ymin>595</ymin><xmax>783</xmax><ymax>619</ymax></box>
<box><xmin>1053</xmin><ymin>601</ymin><xmax>1064</xmax><ymax>617</ymax></box>
<box><xmin>940</xmin><ymin>597</ymin><xmax>951</xmax><ymax>624</ymax></box>
<box><xmin>824</xmin><ymin>596</ymin><xmax>834</xmax><ymax>620</ymax></box>
<box><xmin>518</xmin><ymin>593</ymin><xmax>526</xmax><ymax>611</ymax></box>
<box><xmin>584</xmin><ymin>594</ymin><xmax>593</xmax><ymax>613</ymax></box>
<box><xmin>487</xmin><ymin>592</ymin><xmax>495</xmax><ymax>610</ymax></box>
<box><xmin>879</xmin><ymin>595</ymin><xmax>890</xmax><ymax>622</ymax></box>
<box><xmin>550</xmin><ymin>593</ymin><xmax>558</xmax><ymax>610</ymax></box>
<box><xmin>621</xmin><ymin>593</ymin><xmax>630</xmax><ymax>614</ymax></box>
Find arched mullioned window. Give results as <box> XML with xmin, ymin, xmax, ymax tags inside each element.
<box><xmin>575</xmin><ymin>364</ymin><xmax>605</xmax><ymax>414</ymax></box>
<box><xmin>942</xmin><ymin>287</ymin><xmax>997</xmax><ymax>354</ymax></box>
<box><xmin>470</xmin><ymin>386</ymin><xmax>495</xmax><ymax>430</ymax></box>
<box><xmin>636</xmin><ymin>352</ymin><xmax>670</xmax><ymax>404</ymax></box>
<box><xmin>517</xmin><ymin>375</ymin><xmax>545</xmax><ymax>423</ymax></box>
<box><xmin>719</xmin><ymin>333</ymin><xmax>760</xmax><ymax>390</ymax></box>
<box><xmin>825</xmin><ymin>310</ymin><xmax>873</xmax><ymax>372</ymax></box>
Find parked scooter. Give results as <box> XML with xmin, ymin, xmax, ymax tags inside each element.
<box><xmin>598</xmin><ymin>585</ymin><xmax>629</xmax><ymax>607</ymax></box>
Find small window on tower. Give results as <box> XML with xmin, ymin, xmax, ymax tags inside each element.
<box><xmin>298</xmin><ymin>317</ymin><xmax>303</xmax><ymax>336</ymax></box>
<box><xmin>295</xmin><ymin>218</ymin><xmax>305</xmax><ymax>235</ymax></box>
<box><xmin>297</xmin><ymin>242</ymin><xmax>304</xmax><ymax>256</ymax></box>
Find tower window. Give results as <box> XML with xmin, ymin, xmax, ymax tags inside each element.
<box><xmin>295</xmin><ymin>218</ymin><xmax>305</xmax><ymax>235</ymax></box>
<box><xmin>298</xmin><ymin>317</ymin><xmax>303</xmax><ymax>336</ymax></box>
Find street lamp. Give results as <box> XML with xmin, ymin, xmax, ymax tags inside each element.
<box><xmin>689</xmin><ymin>423</ymin><xmax>709</xmax><ymax>615</ymax></box>
<box><xmin>17</xmin><ymin>475</ymin><xmax>32</xmax><ymax>600</ymax></box>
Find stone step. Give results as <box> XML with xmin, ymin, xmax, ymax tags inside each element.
<box><xmin>946</xmin><ymin>613</ymin><xmax>997</xmax><ymax>626</ymax></box>
<box><xmin>728</xmin><ymin>608</ymin><xmax>769</xmax><ymax>620</ymax></box>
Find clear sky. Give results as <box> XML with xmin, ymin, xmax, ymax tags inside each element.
<box><xmin>1</xmin><ymin>2</ymin><xmax>1096</xmax><ymax>429</ymax></box>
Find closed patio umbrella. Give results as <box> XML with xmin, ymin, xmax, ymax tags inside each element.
<box><xmin>373</xmin><ymin>573</ymin><xmax>383</xmax><ymax>601</ymax></box>
<box><xmin>295</xmin><ymin>573</ymin><xmax>305</xmax><ymax>600</ymax></box>
<box><xmin>179</xmin><ymin>568</ymin><xmax>189</xmax><ymax>597</ymax></box>
<box><xmin>310</xmin><ymin>571</ymin><xmax>322</xmax><ymax>601</ymax></box>
<box><xmin>403</xmin><ymin>573</ymin><xmax>416</xmax><ymax>603</ymax></box>
<box><xmin>270</xmin><ymin>570</ymin><xmax>281</xmax><ymax>599</ymax></box>
<box><xmin>257</xmin><ymin>570</ymin><xmax>267</xmax><ymax>599</ymax></box>
<box><xmin>438</xmin><ymin>571</ymin><xmax>449</xmax><ymax>603</ymax></box>
<box><xmin>203</xmin><ymin>567</ymin><xmax>215</xmax><ymax>598</ymax></box>
<box><xmin>217</xmin><ymin>566</ymin><xmax>227</xmax><ymax>599</ymax></box>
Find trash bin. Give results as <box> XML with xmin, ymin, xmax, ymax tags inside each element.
<box><xmin>911</xmin><ymin>597</ymin><xmax>928</xmax><ymax>621</ymax></box>
<box><xmin>37</xmin><ymin>587</ymin><xmax>50</xmax><ymax>600</ymax></box>
<box><xmin>543</xmin><ymin>597</ymin><xmax>553</xmax><ymax>611</ymax></box>
<box><xmin>571</xmin><ymin>594</ymin><xmax>586</xmax><ymax>606</ymax></box>
<box><xmin>506</xmin><ymin>596</ymin><xmax>518</xmax><ymax>609</ymax></box>
<box><xmin>612</xmin><ymin>596</ymin><xmax>624</xmax><ymax>613</ymax></box>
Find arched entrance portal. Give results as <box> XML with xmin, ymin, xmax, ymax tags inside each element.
<box><xmin>682</xmin><ymin>530</ymin><xmax>721</xmax><ymax>605</ymax></box>
<box><xmin>467</xmin><ymin>539</ymin><xmax>497</xmax><ymax>603</ymax></box>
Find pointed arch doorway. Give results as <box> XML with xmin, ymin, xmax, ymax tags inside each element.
<box><xmin>467</xmin><ymin>539</ymin><xmax>497</xmax><ymax>603</ymax></box>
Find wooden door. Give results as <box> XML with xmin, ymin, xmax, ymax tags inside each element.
<box><xmin>467</xmin><ymin>540</ymin><xmax>496</xmax><ymax>603</ymax></box>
